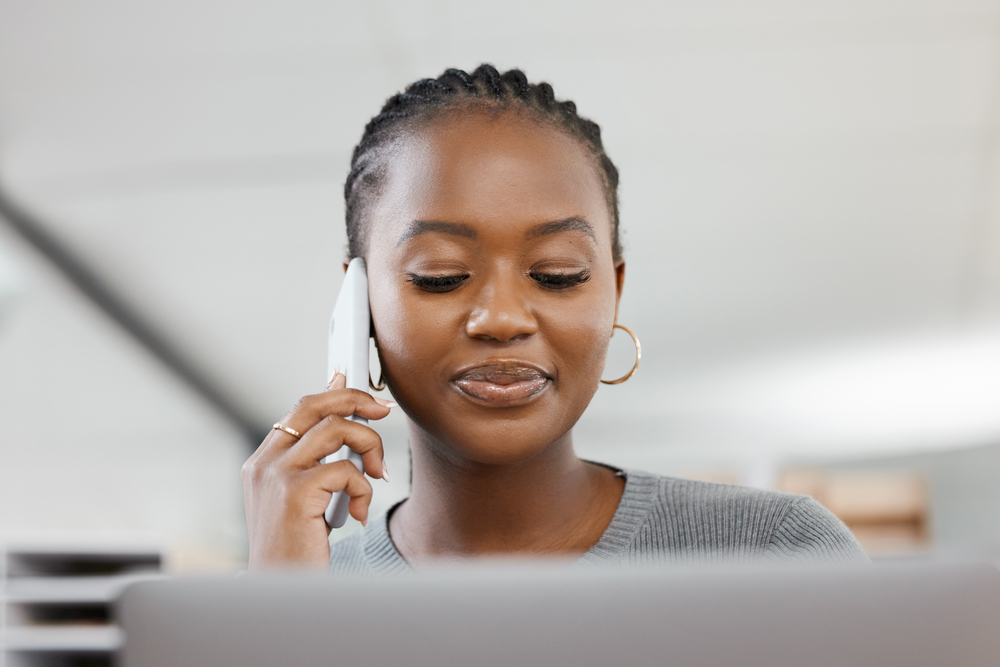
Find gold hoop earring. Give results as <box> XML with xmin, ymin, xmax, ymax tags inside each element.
<box><xmin>601</xmin><ymin>323</ymin><xmax>641</xmax><ymax>385</ymax></box>
<box><xmin>369</xmin><ymin>333</ymin><xmax>387</xmax><ymax>391</ymax></box>
<box><xmin>369</xmin><ymin>368</ymin><xmax>386</xmax><ymax>392</ymax></box>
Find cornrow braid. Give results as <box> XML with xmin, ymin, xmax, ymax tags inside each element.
<box><xmin>344</xmin><ymin>64</ymin><xmax>622</xmax><ymax>261</ymax></box>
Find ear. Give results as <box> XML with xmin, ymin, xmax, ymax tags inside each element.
<box><xmin>613</xmin><ymin>259</ymin><xmax>625</xmax><ymax>323</ymax></box>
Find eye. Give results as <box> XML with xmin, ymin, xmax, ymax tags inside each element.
<box><xmin>406</xmin><ymin>273</ymin><xmax>470</xmax><ymax>293</ymax></box>
<box><xmin>530</xmin><ymin>270</ymin><xmax>591</xmax><ymax>291</ymax></box>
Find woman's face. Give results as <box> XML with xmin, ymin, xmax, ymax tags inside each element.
<box><xmin>365</xmin><ymin>110</ymin><xmax>624</xmax><ymax>466</ymax></box>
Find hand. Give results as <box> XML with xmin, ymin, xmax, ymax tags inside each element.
<box><xmin>241</xmin><ymin>372</ymin><xmax>393</xmax><ymax>571</ymax></box>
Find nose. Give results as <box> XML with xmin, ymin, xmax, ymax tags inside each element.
<box><xmin>465</xmin><ymin>275</ymin><xmax>539</xmax><ymax>343</ymax></box>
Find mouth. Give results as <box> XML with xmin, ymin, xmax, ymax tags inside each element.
<box><xmin>452</xmin><ymin>361</ymin><xmax>552</xmax><ymax>406</ymax></box>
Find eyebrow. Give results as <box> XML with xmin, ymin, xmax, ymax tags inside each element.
<box><xmin>398</xmin><ymin>220</ymin><xmax>477</xmax><ymax>245</ymax></box>
<box><xmin>524</xmin><ymin>216</ymin><xmax>597</xmax><ymax>243</ymax></box>
<box><xmin>397</xmin><ymin>216</ymin><xmax>597</xmax><ymax>245</ymax></box>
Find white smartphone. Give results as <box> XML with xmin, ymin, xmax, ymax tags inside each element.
<box><xmin>322</xmin><ymin>257</ymin><xmax>372</xmax><ymax>528</ymax></box>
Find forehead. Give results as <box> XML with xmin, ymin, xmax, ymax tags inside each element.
<box><xmin>369</xmin><ymin>110</ymin><xmax>611</xmax><ymax>245</ymax></box>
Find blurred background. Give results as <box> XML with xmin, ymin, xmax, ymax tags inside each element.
<box><xmin>2</xmin><ymin>0</ymin><xmax>1000</xmax><ymax>581</ymax></box>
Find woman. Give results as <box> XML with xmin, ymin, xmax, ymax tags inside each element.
<box><xmin>242</xmin><ymin>65</ymin><xmax>867</xmax><ymax>573</ymax></box>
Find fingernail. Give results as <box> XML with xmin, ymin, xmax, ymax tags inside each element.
<box><xmin>326</xmin><ymin>365</ymin><xmax>341</xmax><ymax>388</ymax></box>
<box><xmin>373</xmin><ymin>396</ymin><xmax>396</xmax><ymax>408</ymax></box>
<box><xmin>382</xmin><ymin>460</ymin><xmax>390</xmax><ymax>482</ymax></box>
<box><xmin>361</xmin><ymin>516</ymin><xmax>368</xmax><ymax>528</ymax></box>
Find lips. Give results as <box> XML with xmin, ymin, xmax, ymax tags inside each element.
<box><xmin>452</xmin><ymin>361</ymin><xmax>551</xmax><ymax>406</ymax></box>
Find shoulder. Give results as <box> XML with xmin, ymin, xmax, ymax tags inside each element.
<box><xmin>764</xmin><ymin>491</ymin><xmax>870</xmax><ymax>563</ymax></box>
<box><xmin>654</xmin><ymin>473</ymin><xmax>796</xmax><ymax>515</ymax></box>
<box><xmin>628</xmin><ymin>471</ymin><xmax>868</xmax><ymax>564</ymax></box>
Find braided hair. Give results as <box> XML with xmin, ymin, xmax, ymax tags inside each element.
<box><xmin>344</xmin><ymin>64</ymin><xmax>622</xmax><ymax>261</ymax></box>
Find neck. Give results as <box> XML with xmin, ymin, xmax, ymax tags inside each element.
<box><xmin>389</xmin><ymin>422</ymin><xmax>624</xmax><ymax>564</ymax></box>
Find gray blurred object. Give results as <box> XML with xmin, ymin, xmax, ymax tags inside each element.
<box><xmin>0</xmin><ymin>232</ymin><xmax>23</xmax><ymax>326</ymax></box>
<box><xmin>118</xmin><ymin>560</ymin><xmax>1000</xmax><ymax>667</ymax></box>
<box><xmin>2</xmin><ymin>543</ymin><xmax>162</xmax><ymax>667</ymax></box>
<box><xmin>0</xmin><ymin>185</ymin><xmax>268</xmax><ymax>448</ymax></box>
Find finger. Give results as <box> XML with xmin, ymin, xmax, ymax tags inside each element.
<box><xmin>242</xmin><ymin>425</ymin><xmax>284</xmax><ymax>472</ymax></box>
<box><xmin>303</xmin><ymin>459</ymin><xmax>374</xmax><ymax>525</ymax></box>
<box><xmin>292</xmin><ymin>418</ymin><xmax>386</xmax><ymax>479</ymax></box>
<box><xmin>325</xmin><ymin>365</ymin><xmax>341</xmax><ymax>389</ymax></box>
<box><xmin>318</xmin><ymin>388</ymin><xmax>393</xmax><ymax>419</ymax></box>
<box><xmin>328</xmin><ymin>370</ymin><xmax>346</xmax><ymax>391</ymax></box>
<box><xmin>274</xmin><ymin>389</ymin><xmax>392</xmax><ymax>451</ymax></box>
<box><xmin>256</xmin><ymin>421</ymin><xmax>306</xmax><ymax>458</ymax></box>
<box><xmin>349</xmin><ymin>492</ymin><xmax>372</xmax><ymax>527</ymax></box>
<box><xmin>303</xmin><ymin>388</ymin><xmax>391</xmax><ymax>422</ymax></box>
<box><xmin>327</xmin><ymin>372</ymin><xmax>397</xmax><ymax>407</ymax></box>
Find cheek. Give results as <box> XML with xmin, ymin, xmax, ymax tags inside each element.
<box><xmin>545</xmin><ymin>285</ymin><xmax>618</xmax><ymax>384</ymax></box>
<box><xmin>556</xmin><ymin>318</ymin><xmax>612</xmax><ymax>383</ymax></box>
<box><xmin>368</xmin><ymin>281</ymin><xmax>456</xmax><ymax>379</ymax></box>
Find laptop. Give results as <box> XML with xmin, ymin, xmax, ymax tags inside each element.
<box><xmin>118</xmin><ymin>559</ymin><xmax>1000</xmax><ymax>667</ymax></box>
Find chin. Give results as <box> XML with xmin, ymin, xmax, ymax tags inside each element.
<box><xmin>454</xmin><ymin>439</ymin><xmax>559</xmax><ymax>468</ymax></box>
<box><xmin>411</xmin><ymin>411</ymin><xmax>577</xmax><ymax>468</ymax></box>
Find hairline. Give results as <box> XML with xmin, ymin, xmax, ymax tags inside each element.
<box><xmin>350</xmin><ymin>101</ymin><xmax>620</xmax><ymax>261</ymax></box>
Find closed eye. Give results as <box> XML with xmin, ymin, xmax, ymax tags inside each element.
<box><xmin>530</xmin><ymin>270</ymin><xmax>591</xmax><ymax>290</ymax></box>
<box><xmin>407</xmin><ymin>273</ymin><xmax>469</xmax><ymax>293</ymax></box>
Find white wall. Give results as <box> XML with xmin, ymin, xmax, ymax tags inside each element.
<box><xmin>0</xmin><ymin>222</ymin><xmax>248</xmax><ymax>569</ymax></box>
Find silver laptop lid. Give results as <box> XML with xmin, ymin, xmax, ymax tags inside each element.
<box><xmin>119</xmin><ymin>560</ymin><xmax>1000</xmax><ymax>667</ymax></box>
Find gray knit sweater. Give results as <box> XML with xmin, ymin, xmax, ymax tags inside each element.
<box><xmin>328</xmin><ymin>469</ymin><xmax>868</xmax><ymax>575</ymax></box>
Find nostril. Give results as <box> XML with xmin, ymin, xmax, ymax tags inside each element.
<box><xmin>465</xmin><ymin>306</ymin><xmax>539</xmax><ymax>342</ymax></box>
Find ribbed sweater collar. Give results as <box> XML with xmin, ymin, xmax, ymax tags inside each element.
<box><xmin>360</xmin><ymin>468</ymin><xmax>658</xmax><ymax>574</ymax></box>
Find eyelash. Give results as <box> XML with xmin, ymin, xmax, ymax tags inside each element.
<box><xmin>530</xmin><ymin>270</ymin><xmax>591</xmax><ymax>290</ymax></box>
<box><xmin>406</xmin><ymin>274</ymin><xmax>469</xmax><ymax>292</ymax></box>
<box><xmin>406</xmin><ymin>270</ymin><xmax>591</xmax><ymax>293</ymax></box>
